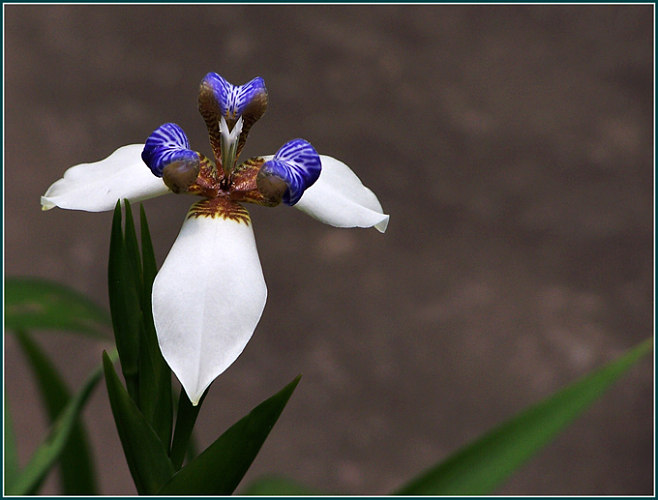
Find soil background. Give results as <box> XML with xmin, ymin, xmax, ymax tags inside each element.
<box><xmin>4</xmin><ymin>5</ymin><xmax>654</xmax><ymax>495</ymax></box>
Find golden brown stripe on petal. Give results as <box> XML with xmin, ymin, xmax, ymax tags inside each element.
<box><xmin>187</xmin><ymin>197</ymin><xmax>251</xmax><ymax>225</ymax></box>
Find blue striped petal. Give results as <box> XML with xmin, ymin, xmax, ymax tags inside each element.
<box><xmin>261</xmin><ymin>139</ymin><xmax>322</xmax><ymax>206</ymax></box>
<box><xmin>202</xmin><ymin>73</ymin><xmax>267</xmax><ymax>121</ymax></box>
<box><xmin>141</xmin><ymin>123</ymin><xmax>199</xmax><ymax>177</ymax></box>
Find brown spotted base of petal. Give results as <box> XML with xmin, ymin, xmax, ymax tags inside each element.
<box><xmin>229</xmin><ymin>157</ymin><xmax>281</xmax><ymax>207</ymax></box>
<box><xmin>187</xmin><ymin>197</ymin><xmax>251</xmax><ymax>225</ymax></box>
<box><xmin>187</xmin><ymin>154</ymin><xmax>224</xmax><ymax>198</ymax></box>
<box><xmin>183</xmin><ymin>155</ymin><xmax>279</xmax><ymax>208</ymax></box>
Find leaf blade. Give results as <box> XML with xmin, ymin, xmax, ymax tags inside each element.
<box><xmin>5</xmin><ymin>277</ymin><xmax>110</xmax><ymax>338</ymax></box>
<box><xmin>6</xmin><ymin>357</ymin><xmax>105</xmax><ymax>495</ymax></box>
<box><xmin>102</xmin><ymin>351</ymin><xmax>175</xmax><ymax>494</ymax></box>
<box><xmin>14</xmin><ymin>330</ymin><xmax>97</xmax><ymax>494</ymax></box>
<box><xmin>4</xmin><ymin>397</ymin><xmax>20</xmax><ymax>492</ymax></box>
<box><xmin>394</xmin><ymin>337</ymin><xmax>653</xmax><ymax>495</ymax></box>
<box><xmin>108</xmin><ymin>201</ymin><xmax>141</xmax><ymax>400</ymax></box>
<box><xmin>136</xmin><ymin>203</ymin><xmax>173</xmax><ymax>447</ymax></box>
<box><xmin>170</xmin><ymin>388</ymin><xmax>207</xmax><ymax>469</ymax></box>
<box><xmin>241</xmin><ymin>476</ymin><xmax>324</xmax><ymax>495</ymax></box>
<box><xmin>158</xmin><ymin>375</ymin><xmax>301</xmax><ymax>495</ymax></box>
<box><xmin>122</xmin><ymin>200</ymin><xmax>143</xmax><ymax>295</ymax></box>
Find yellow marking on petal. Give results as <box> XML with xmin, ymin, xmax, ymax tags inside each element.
<box><xmin>187</xmin><ymin>197</ymin><xmax>251</xmax><ymax>225</ymax></box>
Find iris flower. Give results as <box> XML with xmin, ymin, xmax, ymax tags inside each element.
<box><xmin>41</xmin><ymin>73</ymin><xmax>389</xmax><ymax>405</ymax></box>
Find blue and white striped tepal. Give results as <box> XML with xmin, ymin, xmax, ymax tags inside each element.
<box><xmin>201</xmin><ymin>73</ymin><xmax>268</xmax><ymax>121</ymax></box>
<box><xmin>261</xmin><ymin>139</ymin><xmax>322</xmax><ymax>206</ymax></box>
<box><xmin>141</xmin><ymin>123</ymin><xmax>199</xmax><ymax>177</ymax></box>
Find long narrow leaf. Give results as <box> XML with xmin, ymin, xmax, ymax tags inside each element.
<box><xmin>108</xmin><ymin>201</ymin><xmax>141</xmax><ymax>400</ymax></box>
<box><xmin>5</xmin><ymin>277</ymin><xmax>110</xmax><ymax>338</ymax></box>
<box><xmin>139</xmin><ymin>204</ymin><xmax>158</xmax><ymax>303</ymax></box>
<box><xmin>4</xmin><ymin>397</ymin><xmax>19</xmax><ymax>492</ymax></box>
<box><xmin>123</xmin><ymin>201</ymin><xmax>146</xmax><ymax>404</ymax></box>
<box><xmin>158</xmin><ymin>375</ymin><xmax>301</xmax><ymax>495</ymax></box>
<box><xmin>170</xmin><ymin>388</ymin><xmax>207</xmax><ymax>469</ymax></box>
<box><xmin>136</xmin><ymin>204</ymin><xmax>173</xmax><ymax>446</ymax></box>
<box><xmin>122</xmin><ymin>201</ymin><xmax>143</xmax><ymax>297</ymax></box>
<box><xmin>241</xmin><ymin>476</ymin><xmax>324</xmax><ymax>495</ymax></box>
<box><xmin>137</xmin><ymin>334</ymin><xmax>172</xmax><ymax>444</ymax></box>
<box><xmin>14</xmin><ymin>330</ymin><xmax>97</xmax><ymax>494</ymax></box>
<box><xmin>6</xmin><ymin>358</ymin><xmax>106</xmax><ymax>495</ymax></box>
<box><xmin>102</xmin><ymin>351</ymin><xmax>175</xmax><ymax>494</ymax></box>
<box><xmin>395</xmin><ymin>337</ymin><xmax>653</xmax><ymax>495</ymax></box>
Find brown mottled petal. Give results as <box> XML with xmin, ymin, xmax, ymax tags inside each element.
<box><xmin>229</xmin><ymin>157</ymin><xmax>282</xmax><ymax>207</ymax></box>
<box><xmin>186</xmin><ymin>154</ymin><xmax>224</xmax><ymax>199</ymax></box>
<box><xmin>235</xmin><ymin>88</ymin><xmax>268</xmax><ymax>159</ymax></box>
<box><xmin>198</xmin><ymin>79</ymin><xmax>224</xmax><ymax>165</ymax></box>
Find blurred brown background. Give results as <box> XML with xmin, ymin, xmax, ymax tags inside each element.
<box><xmin>4</xmin><ymin>4</ymin><xmax>654</xmax><ymax>495</ymax></box>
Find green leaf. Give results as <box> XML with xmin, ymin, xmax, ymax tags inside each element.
<box><xmin>14</xmin><ymin>330</ymin><xmax>97</xmax><ymax>494</ymax></box>
<box><xmin>139</xmin><ymin>204</ymin><xmax>158</xmax><ymax>302</ymax></box>
<box><xmin>185</xmin><ymin>432</ymin><xmax>199</xmax><ymax>465</ymax></box>
<box><xmin>137</xmin><ymin>334</ymin><xmax>173</xmax><ymax>446</ymax></box>
<box><xmin>102</xmin><ymin>351</ymin><xmax>175</xmax><ymax>494</ymax></box>
<box><xmin>5</xmin><ymin>277</ymin><xmax>110</xmax><ymax>338</ymax></box>
<box><xmin>241</xmin><ymin>476</ymin><xmax>324</xmax><ymax>495</ymax></box>
<box><xmin>158</xmin><ymin>375</ymin><xmax>302</xmax><ymax>495</ymax></box>
<box><xmin>123</xmin><ymin>200</ymin><xmax>143</xmax><ymax>297</ymax></box>
<box><xmin>394</xmin><ymin>337</ymin><xmax>653</xmax><ymax>495</ymax></box>
<box><xmin>108</xmin><ymin>201</ymin><xmax>141</xmax><ymax>400</ymax></box>
<box><xmin>170</xmin><ymin>388</ymin><xmax>207</xmax><ymax>469</ymax></box>
<box><xmin>6</xmin><ymin>357</ymin><xmax>106</xmax><ymax>495</ymax></box>
<box><xmin>4</xmin><ymin>397</ymin><xmax>19</xmax><ymax>492</ymax></box>
<box><xmin>136</xmin><ymin>204</ymin><xmax>173</xmax><ymax>447</ymax></box>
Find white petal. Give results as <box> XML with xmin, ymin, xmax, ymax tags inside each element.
<box><xmin>152</xmin><ymin>210</ymin><xmax>267</xmax><ymax>405</ymax></box>
<box><xmin>294</xmin><ymin>155</ymin><xmax>389</xmax><ymax>232</ymax></box>
<box><xmin>41</xmin><ymin>144</ymin><xmax>170</xmax><ymax>212</ymax></box>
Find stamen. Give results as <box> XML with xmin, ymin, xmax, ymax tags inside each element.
<box><xmin>219</xmin><ymin>116</ymin><xmax>244</xmax><ymax>176</ymax></box>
